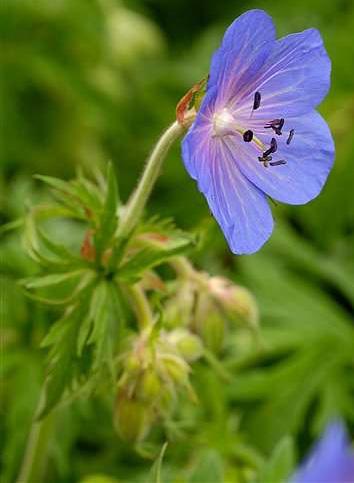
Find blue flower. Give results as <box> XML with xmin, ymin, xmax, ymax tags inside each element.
<box><xmin>182</xmin><ymin>10</ymin><xmax>334</xmax><ymax>254</ymax></box>
<box><xmin>290</xmin><ymin>421</ymin><xmax>354</xmax><ymax>483</ymax></box>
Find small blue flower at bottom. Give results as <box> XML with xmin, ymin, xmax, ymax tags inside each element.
<box><xmin>182</xmin><ymin>9</ymin><xmax>334</xmax><ymax>255</ymax></box>
<box><xmin>290</xmin><ymin>421</ymin><xmax>354</xmax><ymax>483</ymax></box>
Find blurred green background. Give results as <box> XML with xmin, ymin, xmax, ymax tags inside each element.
<box><xmin>1</xmin><ymin>0</ymin><xmax>354</xmax><ymax>482</ymax></box>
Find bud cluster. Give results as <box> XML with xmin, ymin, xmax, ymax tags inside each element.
<box><xmin>114</xmin><ymin>326</ymin><xmax>203</xmax><ymax>442</ymax></box>
<box><xmin>21</xmin><ymin>168</ymin><xmax>259</xmax><ymax>445</ymax></box>
<box><xmin>166</xmin><ymin>260</ymin><xmax>259</xmax><ymax>354</ymax></box>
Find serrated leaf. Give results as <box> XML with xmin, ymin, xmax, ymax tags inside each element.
<box><xmin>41</xmin><ymin>314</ymin><xmax>73</xmax><ymax>348</ymax></box>
<box><xmin>34</xmin><ymin>175</ymin><xmax>94</xmax><ymax>220</ymax></box>
<box><xmin>34</xmin><ymin>175</ymin><xmax>75</xmax><ymax>195</ymax></box>
<box><xmin>87</xmin><ymin>281</ymin><xmax>122</xmax><ymax>374</ymax></box>
<box><xmin>37</xmin><ymin>228</ymin><xmax>83</xmax><ymax>265</ymax></box>
<box><xmin>94</xmin><ymin>163</ymin><xmax>119</xmax><ymax>257</ymax></box>
<box><xmin>258</xmin><ymin>437</ymin><xmax>295</xmax><ymax>483</ymax></box>
<box><xmin>38</xmin><ymin>311</ymin><xmax>81</xmax><ymax>418</ymax></box>
<box><xmin>118</xmin><ymin>234</ymin><xmax>195</xmax><ymax>282</ymax></box>
<box><xmin>77</xmin><ymin>314</ymin><xmax>94</xmax><ymax>356</ymax></box>
<box><xmin>148</xmin><ymin>442</ymin><xmax>168</xmax><ymax>483</ymax></box>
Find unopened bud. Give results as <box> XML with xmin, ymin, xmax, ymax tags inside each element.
<box><xmin>168</xmin><ymin>329</ymin><xmax>203</xmax><ymax>362</ymax></box>
<box><xmin>124</xmin><ymin>354</ymin><xmax>141</xmax><ymax>375</ymax></box>
<box><xmin>199</xmin><ymin>312</ymin><xmax>225</xmax><ymax>354</ymax></box>
<box><xmin>114</xmin><ymin>392</ymin><xmax>150</xmax><ymax>443</ymax></box>
<box><xmin>194</xmin><ymin>292</ymin><xmax>225</xmax><ymax>353</ymax></box>
<box><xmin>139</xmin><ymin>370</ymin><xmax>161</xmax><ymax>401</ymax></box>
<box><xmin>165</xmin><ymin>282</ymin><xmax>195</xmax><ymax>328</ymax></box>
<box><xmin>208</xmin><ymin>277</ymin><xmax>258</xmax><ymax>327</ymax></box>
<box><xmin>161</xmin><ymin>355</ymin><xmax>189</xmax><ymax>385</ymax></box>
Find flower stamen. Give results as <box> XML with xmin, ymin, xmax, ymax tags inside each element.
<box><xmin>263</xmin><ymin>137</ymin><xmax>277</xmax><ymax>157</ymax></box>
<box><xmin>264</xmin><ymin>118</ymin><xmax>284</xmax><ymax>135</ymax></box>
<box><xmin>253</xmin><ymin>91</ymin><xmax>261</xmax><ymax>110</ymax></box>
<box><xmin>286</xmin><ymin>129</ymin><xmax>295</xmax><ymax>145</ymax></box>
<box><xmin>258</xmin><ymin>155</ymin><xmax>272</xmax><ymax>167</ymax></box>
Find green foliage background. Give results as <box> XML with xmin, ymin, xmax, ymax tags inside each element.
<box><xmin>1</xmin><ymin>0</ymin><xmax>353</xmax><ymax>482</ymax></box>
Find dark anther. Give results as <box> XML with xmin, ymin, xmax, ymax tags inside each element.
<box><xmin>243</xmin><ymin>130</ymin><xmax>254</xmax><ymax>142</ymax></box>
<box><xmin>265</xmin><ymin>118</ymin><xmax>284</xmax><ymax>135</ymax></box>
<box><xmin>253</xmin><ymin>91</ymin><xmax>261</xmax><ymax>110</ymax></box>
<box><xmin>263</xmin><ymin>137</ymin><xmax>277</xmax><ymax>157</ymax></box>
<box><xmin>286</xmin><ymin>129</ymin><xmax>295</xmax><ymax>145</ymax></box>
<box><xmin>269</xmin><ymin>160</ymin><xmax>287</xmax><ymax>166</ymax></box>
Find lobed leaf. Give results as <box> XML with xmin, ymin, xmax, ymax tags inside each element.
<box><xmin>117</xmin><ymin>233</ymin><xmax>196</xmax><ymax>282</ymax></box>
<box><xmin>94</xmin><ymin>163</ymin><xmax>120</xmax><ymax>258</ymax></box>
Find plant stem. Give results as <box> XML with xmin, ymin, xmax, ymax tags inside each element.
<box><xmin>127</xmin><ymin>284</ymin><xmax>154</xmax><ymax>329</ymax></box>
<box><xmin>16</xmin><ymin>387</ymin><xmax>53</xmax><ymax>483</ymax></box>
<box><xmin>118</xmin><ymin>121</ymin><xmax>184</xmax><ymax>239</ymax></box>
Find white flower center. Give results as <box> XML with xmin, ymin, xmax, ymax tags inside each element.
<box><xmin>212</xmin><ymin>108</ymin><xmax>237</xmax><ymax>137</ymax></box>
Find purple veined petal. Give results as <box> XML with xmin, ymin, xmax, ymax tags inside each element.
<box><xmin>210</xmin><ymin>41</ymin><xmax>274</xmax><ymax>111</ymax></box>
<box><xmin>234</xmin><ymin>110</ymin><xmax>334</xmax><ymax>205</ymax></box>
<box><xmin>182</xmin><ymin>106</ymin><xmax>274</xmax><ymax>254</ymax></box>
<box><xmin>182</xmin><ymin>86</ymin><xmax>218</xmax><ymax>186</ymax></box>
<box><xmin>289</xmin><ymin>420</ymin><xmax>354</xmax><ymax>483</ymax></box>
<box><xmin>233</xmin><ymin>28</ymin><xmax>331</xmax><ymax>118</ymax></box>
<box><xmin>221</xmin><ymin>9</ymin><xmax>276</xmax><ymax>52</ymax></box>
<box><xmin>208</xmin><ymin>10</ymin><xmax>276</xmax><ymax>106</ymax></box>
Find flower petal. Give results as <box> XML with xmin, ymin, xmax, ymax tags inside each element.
<box><xmin>182</xmin><ymin>106</ymin><xmax>274</xmax><ymax>255</ymax></box>
<box><xmin>234</xmin><ymin>110</ymin><xmax>334</xmax><ymax>205</ymax></box>
<box><xmin>290</xmin><ymin>421</ymin><xmax>354</xmax><ymax>483</ymax></box>
<box><xmin>208</xmin><ymin>10</ymin><xmax>276</xmax><ymax>106</ymax></box>
<box><xmin>221</xmin><ymin>10</ymin><xmax>276</xmax><ymax>52</ymax></box>
<box><xmin>234</xmin><ymin>29</ymin><xmax>331</xmax><ymax>118</ymax></box>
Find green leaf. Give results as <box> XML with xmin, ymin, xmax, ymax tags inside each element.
<box><xmin>34</xmin><ymin>175</ymin><xmax>75</xmax><ymax>195</ymax></box>
<box><xmin>37</xmin><ymin>228</ymin><xmax>83</xmax><ymax>265</ymax></box>
<box><xmin>94</xmin><ymin>163</ymin><xmax>119</xmax><ymax>257</ymax></box>
<box><xmin>258</xmin><ymin>437</ymin><xmax>295</xmax><ymax>483</ymax></box>
<box><xmin>88</xmin><ymin>280</ymin><xmax>122</xmax><ymax>374</ymax></box>
<box><xmin>41</xmin><ymin>315</ymin><xmax>73</xmax><ymax>348</ymax></box>
<box><xmin>188</xmin><ymin>449</ymin><xmax>224</xmax><ymax>483</ymax></box>
<box><xmin>39</xmin><ymin>310</ymin><xmax>81</xmax><ymax>418</ymax></box>
<box><xmin>77</xmin><ymin>314</ymin><xmax>93</xmax><ymax>356</ymax></box>
<box><xmin>118</xmin><ymin>233</ymin><xmax>195</xmax><ymax>282</ymax></box>
<box><xmin>34</xmin><ymin>175</ymin><xmax>95</xmax><ymax>220</ymax></box>
<box><xmin>148</xmin><ymin>442</ymin><xmax>168</xmax><ymax>483</ymax></box>
<box><xmin>21</xmin><ymin>269</ymin><xmax>87</xmax><ymax>289</ymax></box>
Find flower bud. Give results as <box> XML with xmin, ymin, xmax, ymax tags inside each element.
<box><xmin>113</xmin><ymin>392</ymin><xmax>150</xmax><ymax>443</ymax></box>
<box><xmin>124</xmin><ymin>353</ymin><xmax>141</xmax><ymax>376</ymax></box>
<box><xmin>164</xmin><ymin>282</ymin><xmax>195</xmax><ymax>328</ymax></box>
<box><xmin>167</xmin><ymin>329</ymin><xmax>203</xmax><ymax>362</ymax></box>
<box><xmin>160</xmin><ymin>354</ymin><xmax>190</xmax><ymax>385</ymax></box>
<box><xmin>194</xmin><ymin>292</ymin><xmax>225</xmax><ymax>353</ymax></box>
<box><xmin>208</xmin><ymin>277</ymin><xmax>259</xmax><ymax>327</ymax></box>
<box><xmin>139</xmin><ymin>370</ymin><xmax>161</xmax><ymax>401</ymax></box>
<box><xmin>198</xmin><ymin>312</ymin><xmax>225</xmax><ymax>354</ymax></box>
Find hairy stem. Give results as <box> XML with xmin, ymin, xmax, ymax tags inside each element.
<box><xmin>127</xmin><ymin>284</ymin><xmax>154</xmax><ymax>329</ymax></box>
<box><xmin>16</xmin><ymin>387</ymin><xmax>53</xmax><ymax>483</ymax></box>
<box><xmin>118</xmin><ymin>121</ymin><xmax>184</xmax><ymax>239</ymax></box>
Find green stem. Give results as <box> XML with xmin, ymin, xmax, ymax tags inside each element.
<box><xmin>118</xmin><ymin>121</ymin><xmax>184</xmax><ymax>239</ymax></box>
<box><xmin>16</xmin><ymin>387</ymin><xmax>53</xmax><ymax>483</ymax></box>
<box><xmin>127</xmin><ymin>284</ymin><xmax>154</xmax><ymax>329</ymax></box>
